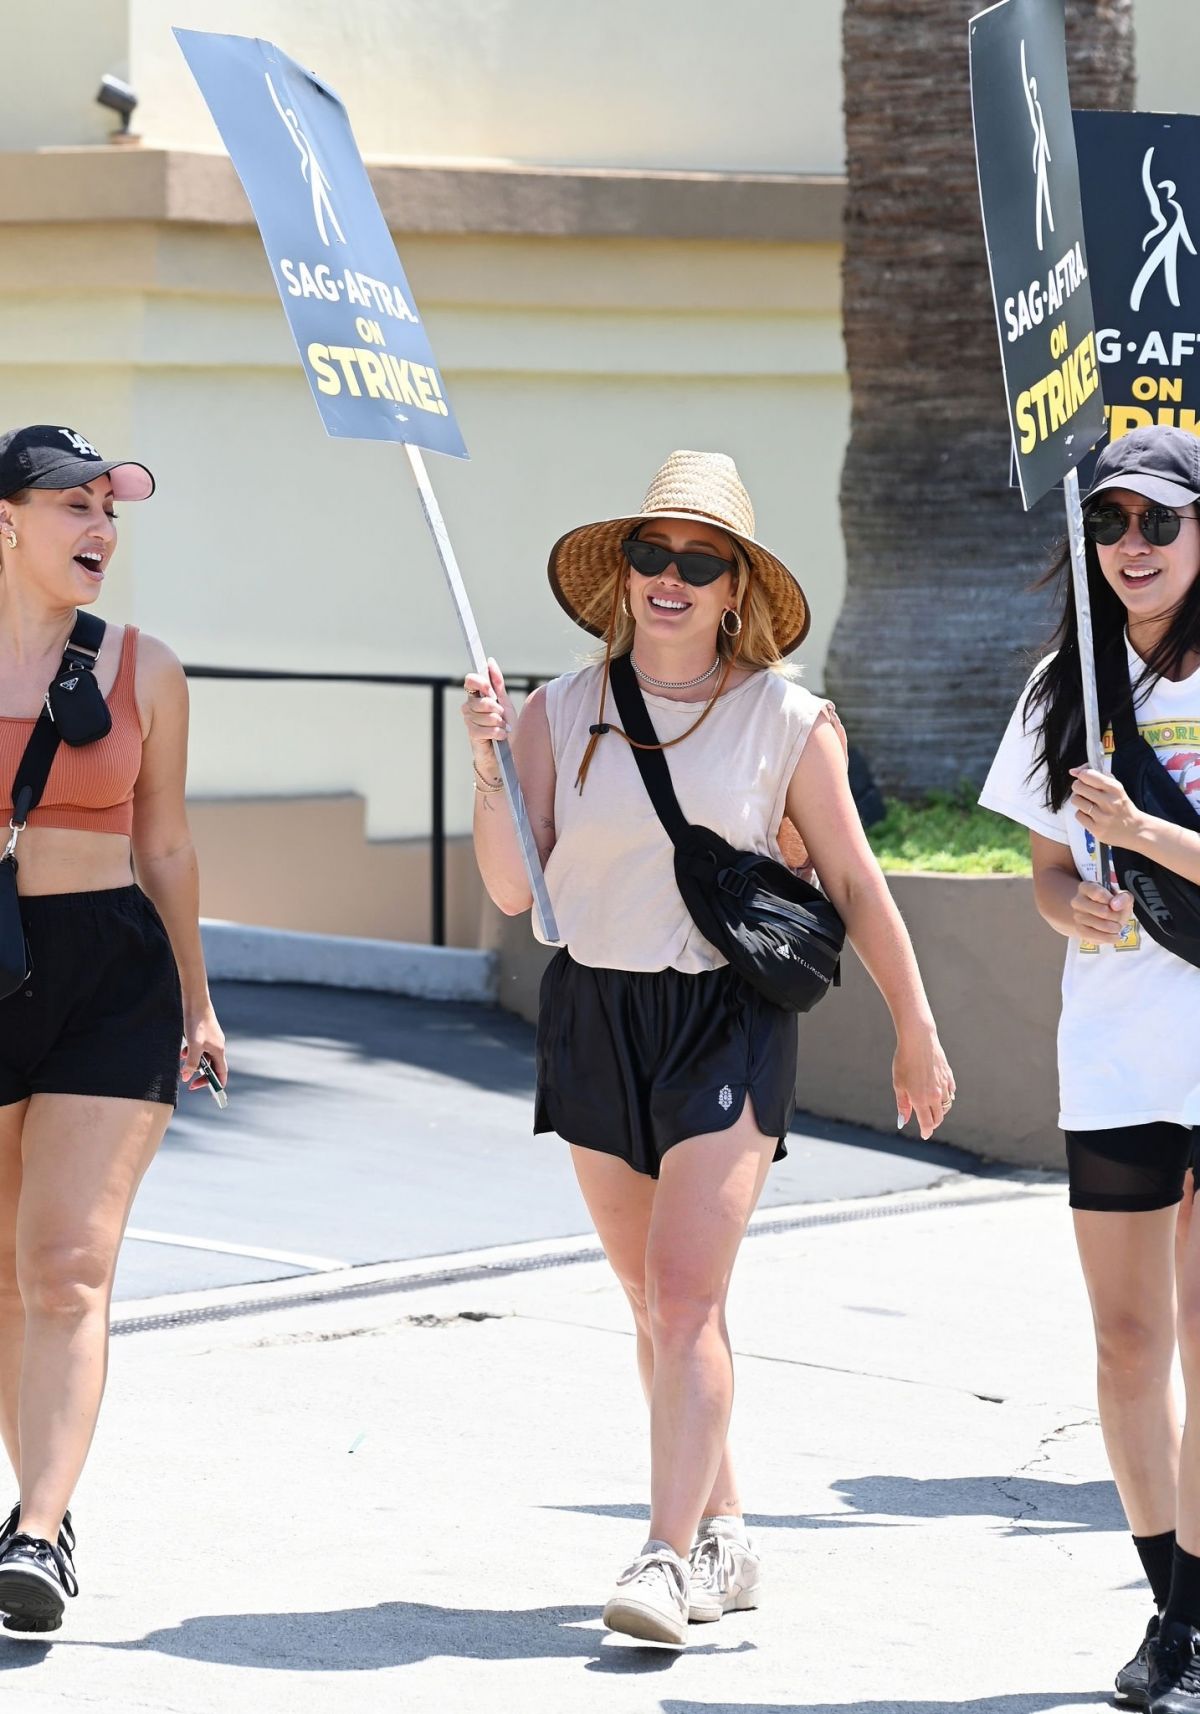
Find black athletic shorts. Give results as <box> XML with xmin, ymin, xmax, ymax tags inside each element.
<box><xmin>534</xmin><ymin>948</ymin><xmax>797</xmax><ymax>1179</ymax></box>
<box><xmin>0</xmin><ymin>886</ymin><xmax>183</xmax><ymax>1108</ymax></box>
<box><xmin>1065</xmin><ymin>1121</ymin><xmax>1198</xmax><ymax>1213</ymax></box>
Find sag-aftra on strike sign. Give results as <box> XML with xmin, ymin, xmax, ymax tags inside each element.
<box><xmin>971</xmin><ymin>0</ymin><xmax>1106</xmax><ymax>506</ymax></box>
<box><xmin>176</xmin><ymin>29</ymin><xmax>467</xmax><ymax>460</ymax></box>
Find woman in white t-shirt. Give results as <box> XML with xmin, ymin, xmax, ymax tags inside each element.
<box><xmin>981</xmin><ymin>426</ymin><xmax>1200</xmax><ymax>1713</ymax></box>
<box><xmin>462</xmin><ymin>450</ymin><xmax>954</xmax><ymax>1647</ymax></box>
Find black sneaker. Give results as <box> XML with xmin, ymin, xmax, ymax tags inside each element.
<box><xmin>0</xmin><ymin>1503</ymin><xmax>75</xmax><ymax>1559</ymax></box>
<box><xmin>1117</xmin><ymin>1613</ymin><xmax>1160</xmax><ymax>1707</ymax></box>
<box><xmin>0</xmin><ymin>1533</ymin><xmax>78</xmax><ymax>1633</ymax></box>
<box><xmin>1149</xmin><ymin>1617</ymin><xmax>1200</xmax><ymax>1712</ymax></box>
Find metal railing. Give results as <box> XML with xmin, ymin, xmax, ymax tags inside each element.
<box><xmin>182</xmin><ymin>665</ymin><xmax>545</xmax><ymax>947</ymax></box>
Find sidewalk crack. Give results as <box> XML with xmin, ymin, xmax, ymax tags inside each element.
<box><xmin>994</xmin><ymin>1413</ymin><xmax>1099</xmax><ymax>1551</ymax></box>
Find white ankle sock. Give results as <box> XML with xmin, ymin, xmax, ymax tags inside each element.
<box><xmin>698</xmin><ymin>1513</ymin><xmax>748</xmax><ymax>1544</ymax></box>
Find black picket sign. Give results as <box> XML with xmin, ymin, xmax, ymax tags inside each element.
<box><xmin>970</xmin><ymin>0</ymin><xmax>1106</xmax><ymax>508</ymax></box>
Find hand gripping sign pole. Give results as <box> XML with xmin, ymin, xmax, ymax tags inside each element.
<box><xmin>969</xmin><ymin>0</ymin><xmax>1110</xmax><ymax>887</ymax></box>
<box><xmin>402</xmin><ymin>444</ymin><xmax>554</xmax><ymax>928</ymax></box>
<box><xmin>175</xmin><ymin>28</ymin><xmax>558</xmax><ymax>941</ymax></box>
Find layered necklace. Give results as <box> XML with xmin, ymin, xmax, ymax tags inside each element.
<box><xmin>631</xmin><ymin>654</ymin><xmax>721</xmax><ymax>691</ymax></box>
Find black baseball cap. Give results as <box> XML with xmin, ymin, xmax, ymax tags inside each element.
<box><xmin>0</xmin><ymin>424</ymin><xmax>154</xmax><ymax>503</ymax></box>
<box><xmin>1083</xmin><ymin>426</ymin><xmax>1200</xmax><ymax>510</ymax></box>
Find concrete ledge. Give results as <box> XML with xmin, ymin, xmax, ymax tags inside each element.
<box><xmin>483</xmin><ymin>875</ymin><xmax>1068</xmax><ymax>1174</ymax></box>
<box><xmin>201</xmin><ymin>919</ymin><xmax>497</xmax><ymax>1002</ymax></box>
<box><xmin>0</xmin><ymin>146</ymin><xmax>845</xmax><ymax>242</ymax></box>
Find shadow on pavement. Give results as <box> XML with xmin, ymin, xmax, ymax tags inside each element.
<box><xmin>821</xmin><ymin>1474</ymin><xmax>1122</xmax><ymax>1533</ymax></box>
<box><xmin>548</xmin><ymin>1502</ymin><xmax>895</xmax><ymax>1533</ymax></box>
<box><xmin>551</xmin><ymin>1472</ymin><xmax>1123</xmax><ymax>1534</ymax></box>
<box><xmin>117</xmin><ymin>1602</ymin><xmax>750</xmax><ymax>1671</ymax></box>
<box><xmin>661</xmin><ymin>1698</ymin><xmax>1104</xmax><ymax>1713</ymax></box>
<box><xmin>210</xmin><ymin>982</ymin><xmax>538</xmax><ymax>1098</ymax></box>
<box><xmin>780</xmin><ymin>1108</ymin><xmax>1029</xmax><ymax>1182</ymax></box>
<box><xmin>0</xmin><ymin>1638</ymin><xmax>53</xmax><ymax>1668</ymax></box>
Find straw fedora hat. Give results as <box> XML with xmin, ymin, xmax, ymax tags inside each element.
<box><xmin>547</xmin><ymin>450</ymin><xmax>810</xmax><ymax>655</ymax></box>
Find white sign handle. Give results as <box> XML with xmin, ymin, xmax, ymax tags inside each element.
<box><xmin>403</xmin><ymin>444</ymin><xmax>560</xmax><ymax>943</ymax></box>
<box><xmin>1063</xmin><ymin>466</ymin><xmax>1112</xmax><ymax>891</ymax></box>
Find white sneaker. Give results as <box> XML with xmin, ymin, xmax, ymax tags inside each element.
<box><xmin>687</xmin><ymin>1525</ymin><xmax>762</xmax><ymax>1623</ymax></box>
<box><xmin>602</xmin><ymin>1541</ymin><xmax>690</xmax><ymax>1646</ymax></box>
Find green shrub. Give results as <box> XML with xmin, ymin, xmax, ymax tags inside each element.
<box><xmin>865</xmin><ymin>786</ymin><xmax>1031</xmax><ymax>876</ymax></box>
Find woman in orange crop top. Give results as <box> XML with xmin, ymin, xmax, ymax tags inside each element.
<box><xmin>0</xmin><ymin>424</ymin><xmax>226</xmax><ymax>1633</ymax></box>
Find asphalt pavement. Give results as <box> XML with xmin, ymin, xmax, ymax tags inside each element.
<box><xmin>4</xmin><ymin>979</ymin><xmax>1143</xmax><ymax>1714</ymax></box>
<box><xmin>117</xmin><ymin>981</ymin><xmax>1005</xmax><ymax>1302</ymax></box>
<box><xmin>9</xmin><ymin>1175</ymin><xmax>1137</xmax><ymax>1714</ymax></box>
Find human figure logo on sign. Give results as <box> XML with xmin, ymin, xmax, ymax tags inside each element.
<box><xmin>176</xmin><ymin>27</ymin><xmax>557</xmax><ymax>942</ymax></box>
<box><xmin>1022</xmin><ymin>38</ymin><xmax>1055</xmax><ymax>252</ymax></box>
<box><xmin>265</xmin><ymin>72</ymin><xmax>345</xmax><ymax>248</ymax></box>
<box><xmin>971</xmin><ymin>0</ymin><xmax>1107</xmax><ymax>873</ymax></box>
<box><xmin>1131</xmin><ymin>146</ymin><xmax>1196</xmax><ymax>314</ymax></box>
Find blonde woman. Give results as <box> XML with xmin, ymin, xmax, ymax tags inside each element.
<box><xmin>462</xmin><ymin>451</ymin><xmax>954</xmax><ymax>1645</ymax></box>
<box><xmin>0</xmin><ymin>424</ymin><xmax>226</xmax><ymax>1631</ymax></box>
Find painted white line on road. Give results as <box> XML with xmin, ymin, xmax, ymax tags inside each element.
<box><xmin>125</xmin><ymin>1228</ymin><xmax>348</xmax><ymax>1272</ymax></box>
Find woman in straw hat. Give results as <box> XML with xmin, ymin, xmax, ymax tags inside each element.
<box><xmin>462</xmin><ymin>450</ymin><xmax>954</xmax><ymax>1647</ymax></box>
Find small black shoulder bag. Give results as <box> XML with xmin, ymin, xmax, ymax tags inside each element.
<box><xmin>0</xmin><ymin>612</ymin><xmax>109</xmax><ymax>999</ymax></box>
<box><xmin>607</xmin><ymin>652</ymin><xmax>844</xmax><ymax>1013</ymax></box>
<box><xmin>1094</xmin><ymin>636</ymin><xmax>1200</xmax><ymax>970</ymax></box>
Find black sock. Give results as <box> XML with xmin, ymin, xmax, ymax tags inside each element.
<box><xmin>1166</xmin><ymin>1544</ymin><xmax>1200</xmax><ymax>1631</ymax></box>
<box><xmin>1136</xmin><ymin>1530</ymin><xmax>1177</xmax><ymax>1610</ymax></box>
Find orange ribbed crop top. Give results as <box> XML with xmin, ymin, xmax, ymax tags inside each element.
<box><xmin>0</xmin><ymin>626</ymin><xmax>143</xmax><ymax>836</ymax></box>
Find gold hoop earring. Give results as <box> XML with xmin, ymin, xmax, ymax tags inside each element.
<box><xmin>721</xmin><ymin>608</ymin><xmax>743</xmax><ymax>638</ymax></box>
<box><xmin>621</xmin><ymin>593</ymin><xmax>631</xmax><ymax>619</ymax></box>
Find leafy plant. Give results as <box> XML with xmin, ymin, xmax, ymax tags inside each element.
<box><xmin>865</xmin><ymin>786</ymin><xmax>1031</xmax><ymax>875</ymax></box>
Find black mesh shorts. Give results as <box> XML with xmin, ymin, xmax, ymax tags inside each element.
<box><xmin>534</xmin><ymin>948</ymin><xmax>797</xmax><ymax>1179</ymax></box>
<box><xmin>1065</xmin><ymin>1122</ymin><xmax>1198</xmax><ymax>1213</ymax></box>
<box><xmin>0</xmin><ymin>886</ymin><xmax>183</xmax><ymax>1108</ymax></box>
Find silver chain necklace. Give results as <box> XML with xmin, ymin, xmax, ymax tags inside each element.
<box><xmin>631</xmin><ymin>653</ymin><xmax>721</xmax><ymax>691</ymax></box>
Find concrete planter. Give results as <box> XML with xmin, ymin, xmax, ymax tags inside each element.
<box><xmin>484</xmin><ymin>872</ymin><xmax>1068</xmax><ymax>1173</ymax></box>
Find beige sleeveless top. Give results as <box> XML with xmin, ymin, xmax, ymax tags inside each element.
<box><xmin>534</xmin><ymin>661</ymin><xmax>843</xmax><ymax>973</ymax></box>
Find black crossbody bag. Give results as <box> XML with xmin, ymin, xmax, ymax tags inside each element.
<box><xmin>608</xmin><ymin>653</ymin><xmax>844</xmax><ymax>1013</ymax></box>
<box><xmin>1093</xmin><ymin>636</ymin><xmax>1200</xmax><ymax>971</ymax></box>
<box><xmin>0</xmin><ymin>613</ymin><xmax>109</xmax><ymax>1000</ymax></box>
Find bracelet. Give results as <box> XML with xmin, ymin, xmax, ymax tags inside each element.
<box><xmin>473</xmin><ymin>759</ymin><xmax>504</xmax><ymax>794</ymax></box>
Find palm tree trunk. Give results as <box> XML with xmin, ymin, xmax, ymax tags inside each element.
<box><xmin>826</xmin><ymin>0</ymin><xmax>1134</xmax><ymax>795</ymax></box>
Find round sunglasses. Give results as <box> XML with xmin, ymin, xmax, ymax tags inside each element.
<box><xmin>1083</xmin><ymin>502</ymin><xmax>1200</xmax><ymax>547</ymax></box>
<box><xmin>621</xmin><ymin>537</ymin><xmax>736</xmax><ymax>587</ymax></box>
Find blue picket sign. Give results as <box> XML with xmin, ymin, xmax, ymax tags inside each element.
<box><xmin>176</xmin><ymin>28</ymin><xmax>467</xmax><ymax>459</ymax></box>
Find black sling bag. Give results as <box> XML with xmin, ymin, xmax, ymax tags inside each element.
<box><xmin>0</xmin><ymin>612</ymin><xmax>108</xmax><ymax>1000</ymax></box>
<box><xmin>607</xmin><ymin>652</ymin><xmax>844</xmax><ymax>1013</ymax></box>
<box><xmin>1093</xmin><ymin>635</ymin><xmax>1200</xmax><ymax>971</ymax></box>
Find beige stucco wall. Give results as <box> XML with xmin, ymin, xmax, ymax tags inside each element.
<box><xmin>1135</xmin><ymin>0</ymin><xmax>1200</xmax><ymax>115</ymax></box>
<box><xmin>7</xmin><ymin>1</ymin><xmax>1183</xmax><ymax>168</ymax></box>
<box><xmin>0</xmin><ymin>0</ymin><xmax>1188</xmax><ymax>934</ymax></box>
<box><xmin>1</xmin><ymin>0</ymin><xmax>842</xmax><ymax>172</ymax></box>
<box><xmin>0</xmin><ymin>203</ymin><xmax>844</xmax><ymax>841</ymax></box>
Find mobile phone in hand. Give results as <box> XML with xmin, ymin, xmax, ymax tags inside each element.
<box><xmin>197</xmin><ymin>1054</ymin><xmax>228</xmax><ymax>1109</ymax></box>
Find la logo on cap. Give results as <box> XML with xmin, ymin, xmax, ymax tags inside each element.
<box><xmin>56</xmin><ymin>429</ymin><xmax>100</xmax><ymax>459</ymax></box>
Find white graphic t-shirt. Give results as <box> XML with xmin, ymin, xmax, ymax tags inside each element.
<box><xmin>980</xmin><ymin>639</ymin><xmax>1200</xmax><ymax>1132</ymax></box>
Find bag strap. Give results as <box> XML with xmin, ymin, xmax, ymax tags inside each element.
<box><xmin>1094</xmin><ymin>632</ymin><xmax>1140</xmax><ymax>747</ymax></box>
<box><xmin>8</xmin><ymin>612</ymin><xmax>106</xmax><ymax>828</ymax></box>
<box><xmin>607</xmin><ymin>654</ymin><xmax>692</xmax><ymax>846</ymax></box>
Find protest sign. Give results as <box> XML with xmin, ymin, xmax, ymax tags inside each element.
<box><xmin>175</xmin><ymin>29</ymin><xmax>465</xmax><ymax>459</ymax></box>
<box><xmin>971</xmin><ymin>0</ymin><xmax>1110</xmax><ymax>886</ymax></box>
<box><xmin>970</xmin><ymin>0</ymin><xmax>1106</xmax><ymax>509</ymax></box>
<box><xmin>1076</xmin><ymin>109</ymin><xmax>1200</xmax><ymax>468</ymax></box>
<box><xmin>177</xmin><ymin>29</ymin><xmax>557</xmax><ymax>939</ymax></box>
